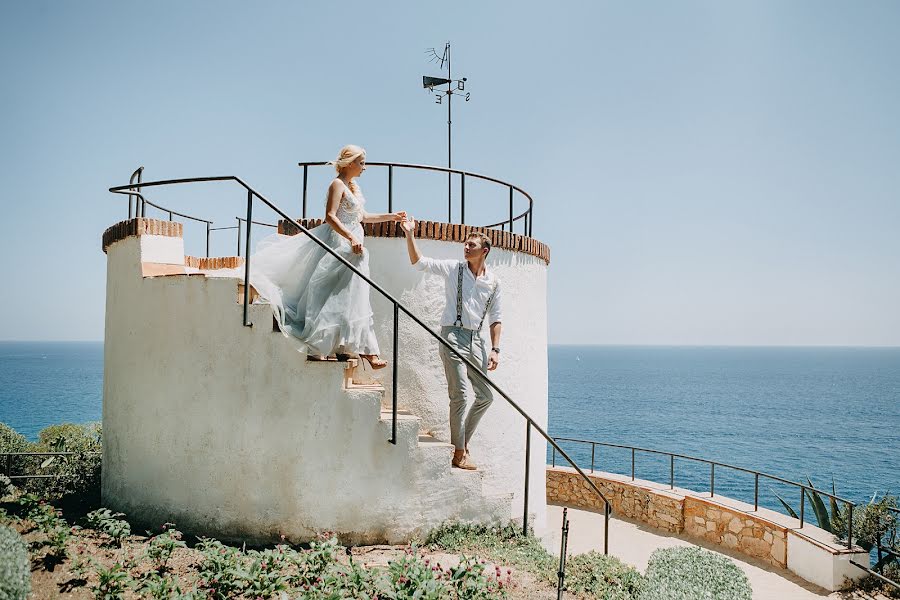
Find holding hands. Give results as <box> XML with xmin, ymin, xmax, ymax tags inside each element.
<box><xmin>400</xmin><ymin>216</ymin><xmax>416</xmax><ymax>235</ymax></box>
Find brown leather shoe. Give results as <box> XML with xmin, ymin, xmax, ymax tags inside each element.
<box><xmin>452</xmin><ymin>448</ymin><xmax>477</xmax><ymax>470</ymax></box>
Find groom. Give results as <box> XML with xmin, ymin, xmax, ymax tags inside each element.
<box><xmin>401</xmin><ymin>218</ymin><xmax>502</xmax><ymax>470</ymax></box>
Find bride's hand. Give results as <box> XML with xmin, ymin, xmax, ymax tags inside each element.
<box><xmin>400</xmin><ymin>218</ymin><xmax>416</xmax><ymax>235</ymax></box>
<box><xmin>349</xmin><ymin>237</ymin><xmax>364</xmax><ymax>255</ymax></box>
<box><xmin>391</xmin><ymin>211</ymin><xmax>407</xmax><ymax>222</ymax></box>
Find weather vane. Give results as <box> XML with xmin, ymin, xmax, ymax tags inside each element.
<box><xmin>422</xmin><ymin>42</ymin><xmax>470</xmax><ymax>219</ymax></box>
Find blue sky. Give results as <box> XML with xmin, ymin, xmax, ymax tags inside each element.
<box><xmin>1</xmin><ymin>1</ymin><xmax>898</xmax><ymax>345</ymax></box>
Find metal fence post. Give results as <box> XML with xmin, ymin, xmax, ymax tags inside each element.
<box><xmin>590</xmin><ymin>443</ymin><xmax>595</xmax><ymax>473</ymax></box>
<box><xmin>206</xmin><ymin>222</ymin><xmax>211</xmax><ymax>257</ymax></box>
<box><xmin>847</xmin><ymin>504</ymin><xmax>853</xmax><ymax>549</ymax></box>
<box><xmin>670</xmin><ymin>455</ymin><xmax>674</xmax><ymax>489</ymax></box>
<box><xmin>302</xmin><ymin>165</ymin><xmax>308</xmax><ymax>219</ymax></box>
<box><xmin>800</xmin><ymin>487</ymin><xmax>805</xmax><ymax>527</ymax></box>
<box><xmin>754</xmin><ymin>474</ymin><xmax>759</xmax><ymax>511</ymax></box>
<box><xmin>710</xmin><ymin>463</ymin><xmax>715</xmax><ymax>497</ymax></box>
<box><xmin>461</xmin><ymin>173</ymin><xmax>466</xmax><ymax>224</ymax></box>
<box><xmin>604</xmin><ymin>501</ymin><xmax>610</xmax><ymax>555</ymax></box>
<box><xmin>242</xmin><ymin>191</ymin><xmax>253</xmax><ymax>328</ymax></box>
<box><xmin>391</xmin><ymin>303</ymin><xmax>398</xmax><ymax>445</ymax></box>
<box><xmin>557</xmin><ymin>507</ymin><xmax>569</xmax><ymax>600</ymax></box>
<box><xmin>631</xmin><ymin>448</ymin><xmax>635</xmax><ymax>481</ymax></box>
<box><xmin>388</xmin><ymin>165</ymin><xmax>393</xmax><ymax>213</ymax></box>
<box><xmin>523</xmin><ymin>422</ymin><xmax>531</xmax><ymax>536</ymax></box>
<box><xmin>508</xmin><ymin>186</ymin><xmax>514</xmax><ymax>231</ymax></box>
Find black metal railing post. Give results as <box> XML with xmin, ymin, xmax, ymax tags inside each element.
<box><xmin>242</xmin><ymin>191</ymin><xmax>253</xmax><ymax>327</ymax></box>
<box><xmin>508</xmin><ymin>186</ymin><xmax>514</xmax><ymax>231</ymax></box>
<box><xmin>710</xmin><ymin>463</ymin><xmax>715</xmax><ymax>497</ymax></box>
<box><xmin>390</xmin><ymin>304</ymin><xmax>398</xmax><ymax>445</ymax></box>
<box><xmin>631</xmin><ymin>448</ymin><xmax>635</xmax><ymax>481</ymax></box>
<box><xmin>800</xmin><ymin>487</ymin><xmax>805</xmax><ymax>527</ymax></box>
<box><xmin>670</xmin><ymin>455</ymin><xmax>674</xmax><ymax>489</ymax></box>
<box><xmin>523</xmin><ymin>422</ymin><xmax>531</xmax><ymax>536</ymax></box>
<box><xmin>847</xmin><ymin>504</ymin><xmax>853</xmax><ymax>549</ymax></box>
<box><xmin>590</xmin><ymin>443</ymin><xmax>595</xmax><ymax>474</ymax></box>
<box><xmin>604</xmin><ymin>501</ymin><xmax>610</xmax><ymax>555</ymax></box>
<box><xmin>388</xmin><ymin>165</ymin><xmax>393</xmax><ymax>213</ymax></box>
<box><xmin>754</xmin><ymin>473</ymin><xmax>759</xmax><ymax>511</ymax></box>
<box><xmin>236</xmin><ymin>217</ymin><xmax>242</xmax><ymax>256</ymax></box>
<box><xmin>460</xmin><ymin>173</ymin><xmax>465</xmax><ymax>224</ymax></box>
<box><xmin>557</xmin><ymin>507</ymin><xmax>569</xmax><ymax>600</ymax></box>
<box><xmin>302</xmin><ymin>165</ymin><xmax>308</xmax><ymax>219</ymax></box>
<box><xmin>551</xmin><ymin>446</ymin><xmax>556</xmax><ymax>467</ymax></box>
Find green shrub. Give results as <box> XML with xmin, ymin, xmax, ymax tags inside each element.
<box><xmin>0</xmin><ymin>524</ymin><xmax>31</xmax><ymax>600</ymax></box>
<box><xmin>0</xmin><ymin>422</ymin><xmax>31</xmax><ymax>481</ymax></box>
<box><xmin>26</xmin><ymin>422</ymin><xmax>101</xmax><ymax>501</ymax></box>
<box><xmin>91</xmin><ymin>561</ymin><xmax>132</xmax><ymax>599</ymax></box>
<box><xmin>565</xmin><ymin>551</ymin><xmax>646</xmax><ymax>599</ymax></box>
<box><xmin>640</xmin><ymin>546</ymin><xmax>752</xmax><ymax>600</ymax></box>
<box><xmin>0</xmin><ymin>474</ymin><xmax>15</xmax><ymax>498</ymax></box>
<box><xmin>146</xmin><ymin>522</ymin><xmax>186</xmax><ymax>571</ymax></box>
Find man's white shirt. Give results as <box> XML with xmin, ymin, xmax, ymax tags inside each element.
<box><xmin>414</xmin><ymin>257</ymin><xmax>503</xmax><ymax>330</ymax></box>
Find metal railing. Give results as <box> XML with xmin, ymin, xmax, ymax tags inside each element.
<box><xmin>850</xmin><ymin>506</ymin><xmax>900</xmax><ymax>591</ymax></box>
<box><xmin>109</xmin><ymin>171</ymin><xmax>610</xmax><ymax>552</ymax></box>
<box><xmin>298</xmin><ymin>161</ymin><xmax>534</xmax><ymax>237</ymax></box>
<box><xmin>551</xmin><ymin>437</ymin><xmax>860</xmax><ymax>550</ymax></box>
<box><xmin>1</xmin><ymin>451</ymin><xmax>101</xmax><ymax>481</ymax></box>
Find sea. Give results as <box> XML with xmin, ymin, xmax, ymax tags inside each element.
<box><xmin>1</xmin><ymin>342</ymin><xmax>898</xmax><ymax>516</ymax></box>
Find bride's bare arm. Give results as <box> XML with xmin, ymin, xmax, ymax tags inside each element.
<box><xmin>361</xmin><ymin>210</ymin><xmax>406</xmax><ymax>224</ymax></box>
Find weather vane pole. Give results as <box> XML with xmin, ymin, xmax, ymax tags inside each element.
<box><xmin>423</xmin><ymin>42</ymin><xmax>470</xmax><ymax>222</ymax></box>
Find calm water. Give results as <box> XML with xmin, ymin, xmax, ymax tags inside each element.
<box><xmin>1</xmin><ymin>342</ymin><xmax>898</xmax><ymax>513</ymax></box>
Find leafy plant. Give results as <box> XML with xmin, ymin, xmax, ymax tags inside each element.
<box><xmin>385</xmin><ymin>547</ymin><xmax>448</xmax><ymax>600</ymax></box>
<box><xmin>640</xmin><ymin>546</ymin><xmax>752</xmax><ymax>600</ymax></box>
<box><xmin>136</xmin><ymin>571</ymin><xmax>182</xmax><ymax>600</ymax></box>
<box><xmin>0</xmin><ymin>524</ymin><xmax>31</xmax><ymax>600</ymax></box>
<box><xmin>86</xmin><ymin>508</ymin><xmax>131</xmax><ymax>546</ymax></box>
<box><xmin>146</xmin><ymin>522</ymin><xmax>186</xmax><ymax>571</ymax></box>
<box><xmin>0</xmin><ymin>473</ymin><xmax>15</xmax><ymax>497</ymax></box>
<box><xmin>91</xmin><ymin>561</ymin><xmax>132</xmax><ymax>600</ymax></box>
<box><xmin>196</xmin><ymin>537</ymin><xmax>247</xmax><ymax>599</ymax></box>
<box><xmin>446</xmin><ymin>555</ymin><xmax>510</xmax><ymax>599</ymax></box>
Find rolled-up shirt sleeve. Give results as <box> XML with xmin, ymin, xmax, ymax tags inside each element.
<box><xmin>488</xmin><ymin>281</ymin><xmax>502</xmax><ymax>325</ymax></box>
<box><xmin>414</xmin><ymin>256</ymin><xmax>457</xmax><ymax>278</ymax></box>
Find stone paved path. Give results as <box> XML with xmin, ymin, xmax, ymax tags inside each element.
<box><xmin>544</xmin><ymin>503</ymin><xmax>887</xmax><ymax>600</ymax></box>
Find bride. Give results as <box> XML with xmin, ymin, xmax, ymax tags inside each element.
<box><xmin>242</xmin><ymin>145</ymin><xmax>405</xmax><ymax>369</ymax></box>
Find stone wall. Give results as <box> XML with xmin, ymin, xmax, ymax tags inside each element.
<box><xmin>547</xmin><ymin>468</ymin><xmax>683</xmax><ymax>533</ymax></box>
<box><xmin>547</xmin><ymin>467</ymin><xmax>788</xmax><ymax>569</ymax></box>
<box><xmin>683</xmin><ymin>496</ymin><xmax>787</xmax><ymax>568</ymax></box>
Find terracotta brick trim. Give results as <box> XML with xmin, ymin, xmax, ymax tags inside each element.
<box><xmin>102</xmin><ymin>218</ymin><xmax>183</xmax><ymax>253</ymax></box>
<box><xmin>278</xmin><ymin>218</ymin><xmax>551</xmax><ymax>264</ymax></box>
<box><xmin>184</xmin><ymin>256</ymin><xmax>244</xmax><ymax>270</ymax></box>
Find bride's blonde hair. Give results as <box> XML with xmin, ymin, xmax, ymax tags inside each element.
<box><xmin>330</xmin><ymin>144</ymin><xmax>366</xmax><ymax>197</ymax></box>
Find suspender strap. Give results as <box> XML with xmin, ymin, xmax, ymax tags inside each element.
<box><xmin>455</xmin><ymin>263</ymin><xmax>498</xmax><ymax>331</ymax></box>
<box><xmin>454</xmin><ymin>264</ymin><xmax>464</xmax><ymax>327</ymax></box>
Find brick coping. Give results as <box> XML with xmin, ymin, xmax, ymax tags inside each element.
<box><xmin>102</xmin><ymin>218</ymin><xmax>183</xmax><ymax>253</ymax></box>
<box><xmin>279</xmin><ymin>218</ymin><xmax>550</xmax><ymax>264</ymax></box>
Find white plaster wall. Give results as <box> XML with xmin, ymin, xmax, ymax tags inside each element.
<box><xmin>786</xmin><ymin>531</ymin><xmax>869</xmax><ymax>592</ymax></box>
<box><xmin>365</xmin><ymin>237</ymin><xmax>550</xmax><ymax>533</ymax></box>
<box><xmin>102</xmin><ymin>232</ymin><xmax>548</xmax><ymax>543</ymax></box>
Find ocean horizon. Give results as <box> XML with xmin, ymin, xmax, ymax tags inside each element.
<box><xmin>2</xmin><ymin>341</ymin><xmax>898</xmax><ymax>516</ymax></box>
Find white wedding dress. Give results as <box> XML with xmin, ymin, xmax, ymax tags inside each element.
<box><xmin>239</xmin><ymin>181</ymin><xmax>380</xmax><ymax>356</ymax></box>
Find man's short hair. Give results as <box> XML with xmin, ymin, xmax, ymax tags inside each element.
<box><xmin>466</xmin><ymin>231</ymin><xmax>491</xmax><ymax>255</ymax></box>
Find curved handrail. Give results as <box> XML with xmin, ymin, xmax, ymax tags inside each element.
<box><xmin>297</xmin><ymin>161</ymin><xmax>533</xmax><ymax>235</ymax></box>
<box><xmin>552</xmin><ymin>436</ymin><xmax>861</xmax><ymax>549</ymax></box>
<box><xmin>108</xmin><ymin>174</ymin><xmax>611</xmax><ymax>550</ymax></box>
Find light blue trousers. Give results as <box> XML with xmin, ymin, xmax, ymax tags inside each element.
<box><xmin>439</xmin><ymin>325</ymin><xmax>495</xmax><ymax>450</ymax></box>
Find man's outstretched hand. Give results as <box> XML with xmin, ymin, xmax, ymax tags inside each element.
<box><xmin>400</xmin><ymin>217</ymin><xmax>416</xmax><ymax>236</ymax></box>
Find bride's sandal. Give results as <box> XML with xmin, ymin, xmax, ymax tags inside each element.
<box><xmin>359</xmin><ymin>354</ymin><xmax>388</xmax><ymax>370</ymax></box>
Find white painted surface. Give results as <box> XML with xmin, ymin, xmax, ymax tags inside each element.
<box><xmin>786</xmin><ymin>530</ymin><xmax>869</xmax><ymax>592</ymax></box>
<box><xmin>102</xmin><ymin>232</ymin><xmax>548</xmax><ymax>543</ymax></box>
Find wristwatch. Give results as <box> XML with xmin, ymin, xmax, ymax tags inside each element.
<box><xmin>491</xmin><ymin>347</ymin><xmax>501</xmax><ymax>354</ymax></box>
